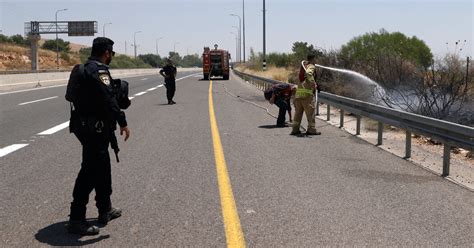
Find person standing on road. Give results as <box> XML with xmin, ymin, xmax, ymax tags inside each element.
<box><xmin>66</xmin><ymin>37</ymin><xmax>131</xmax><ymax>235</ymax></box>
<box><xmin>291</xmin><ymin>54</ymin><xmax>321</xmax><ymax>136</ymax></box>
<box><xmin>264</xmin><ymin>83</ymin><xmax>296</xmax><ymax>127</ymax></box>
<box><xmin>160</xmin><ymin>58</ymin><xmax>177</xmax><ymax>104</ymax></box>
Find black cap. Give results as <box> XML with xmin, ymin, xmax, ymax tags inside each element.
<box><xmin>92</xmin><ymin>37</ymin><xmax>114</xmax><ymax>51</ymax></box>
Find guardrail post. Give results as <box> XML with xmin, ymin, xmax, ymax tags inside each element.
<box><xmin>442</xmin><ymin>144</ymin><xmax>451</xmax><ymax>177</ymax></box>
<box><xmin>339</xmin><ymin>109</ymin><xmax>344</xmax><ymax>128</ymax></box>
<box><xmin>327</xmin><ymin>105</ymin><xmax>331</xmax><ymax>121</ymax></box>
<box><xmin>316</xmin><ymin>100</ymin><xmax>320</xmax><ymax>116</ymax></box>
<box><xmin>377</xmin><ymin>122</ymin><xmax>383</xmax><ymax>146</ymax></box>
<box><xmin>405</xmin><ymin>131</ymin><xmax>412</xmax><ymax>158</ymax></box>
<box><xmin>356</xmin><ymin>116</ymin><xmax>361</xmax><ymax>135</ymax></box>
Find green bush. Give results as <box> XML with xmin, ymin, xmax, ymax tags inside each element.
<box><xmin>60</xmin><ymin>52</ymin><xmax>70</xmax><ymax>62</ymax></box>
<box><xmin>42</xmin><ymin>39</ymin><xmax>70</xmax><ymax>53</ymax></box>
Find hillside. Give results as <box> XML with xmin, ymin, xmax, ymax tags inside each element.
<box><xmin>0</xmin><ymin>42</ymin><xmax>83</xmax><ymax>71</ymax></box>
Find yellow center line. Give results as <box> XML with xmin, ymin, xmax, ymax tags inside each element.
<box><xmin>208</xmin><ymin>80</ymin><xmax>246</xmax><ymax>248</ymax></box>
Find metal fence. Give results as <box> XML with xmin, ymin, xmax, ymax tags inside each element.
<box><xmin>233</xmin><ymin>69</ymin><xmax>474</xmax><ymax>177</ymax></box>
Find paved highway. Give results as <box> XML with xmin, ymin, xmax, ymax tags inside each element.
<box><xmin>0</xmin><ymin>70</ymin><xmax>472</xmax><ymax>247</ymax></box>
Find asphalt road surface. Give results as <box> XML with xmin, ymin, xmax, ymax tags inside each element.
<box><xmin>0</xmin><ymin>70</ymin><xmax>472</xmax><ymax>247</ymax></box>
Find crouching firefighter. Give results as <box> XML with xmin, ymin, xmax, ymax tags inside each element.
<box><xmin>65</xmin><ymin>37</ymin><xmax>131</xmax><ymax>235</ymax></box>
<box><xmin>264</xmin><ymin>83</ymin><xmax>296</xmax><ymax>127</ymax></box>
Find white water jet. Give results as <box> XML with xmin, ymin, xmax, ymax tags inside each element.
<box><xmin>315</xmin><ymin>64</ymin><xmax>387</xmax><ymax>103</ymax></box>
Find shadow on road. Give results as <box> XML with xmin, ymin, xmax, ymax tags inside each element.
<box><xmin>341</xmin><ymin>168</ymin><xmax>439</xmax><ymax>184</ymax></box>
<box><xmin>35</xmin><ymin>221</ymin><xmax>110</xmax><ymax>247</ymax></box>
<box><xmin>258</xmin><ymin>124</ymin><xmax>289</xmax><ymax>129</ymax></box>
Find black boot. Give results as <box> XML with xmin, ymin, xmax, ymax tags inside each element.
<box><xmin>67</xmin><ymin>220</ymin><xmax>100</xmax><ymax>235</ymax></box>
<box><xmin>98</xmin><ymin>207</ymin><xmax>122</xmax><ymax>225</ymax></box>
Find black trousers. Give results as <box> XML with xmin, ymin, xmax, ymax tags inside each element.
<box><xmin>165</xmin><ymin>81</ymin><xmax>176</xmax><ymax>101</ymax></box>
<box><xmin>70</xmin><ymin>125</ymin><xmax>112</xmax><ymax>221</ymax></box>
<box><xmin>275</xmin><ymin>97</ymin><xmax>289</xmax><ymax>126</ymax></box>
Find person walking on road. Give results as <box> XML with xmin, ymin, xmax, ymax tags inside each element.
<box><xmin>160</xmin><ymin>58</ymin><xmax>177</xmax><ymax>104</ymax></box>
<box><xmin>264</xmin><ymin>83</ymin><xmax>296</xmax><ymax>127</ymax></box>
<box><xmin>291</xmin><ymin>54</ymin><xmax>321</xmax><ymax>136</ymax></box>
<box><xmin>65</xmin><ymin>37</ymin><xmax>131</xmax><ymax>235</ymax></box>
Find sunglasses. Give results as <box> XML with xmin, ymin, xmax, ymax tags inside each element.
<box><xmin>109</xmin><ymin>50</ymin><xmax>115</xmax><ymax>56</ymax></box>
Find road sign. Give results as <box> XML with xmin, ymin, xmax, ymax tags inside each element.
<box><xmin>68</xmin><ymin>21</ymin><xmax>96</xmax><ymax>36</ymax></box>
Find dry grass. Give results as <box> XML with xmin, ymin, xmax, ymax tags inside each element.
<box><xmin>0</xmin><ymin>43</ymin><xmax>80</xmax><ymax>70</ymax></box>
<box><xmin>238</xmin><ymin>65</ymin><xmax>293</xmax><ymax>83</ymax></box>
<box><xmin>0</xmin><ymin>43</ymin><xmax>28</xmax><ymax>54</ymax></box>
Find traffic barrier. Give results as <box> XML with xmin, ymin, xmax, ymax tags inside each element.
<box><xmin>233</xmin><ymin>69</ymin><xmax>474</xmax><ymax>177</ymax></box>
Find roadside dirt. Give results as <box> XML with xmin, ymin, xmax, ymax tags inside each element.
<box><xmin>0</xmin><ymin>42</ymin><xmax>81</xmax><ymax>71</ymax></box>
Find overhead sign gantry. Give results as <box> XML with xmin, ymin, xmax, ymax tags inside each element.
<box><xmin>25</xmin><ymin>21</ymin><xmax>97</xmax><ymax>70</ymax></box>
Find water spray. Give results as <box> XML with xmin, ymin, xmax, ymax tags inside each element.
<box><xmin>314</xmin><ymin>63</ymin><xmax>387</xmax><ymax>104</ymax></box>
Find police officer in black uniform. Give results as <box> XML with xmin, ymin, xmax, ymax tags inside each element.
<box><xmin>159</xmin><ymin>58</ymin><xmax>177</xmax><ymax>104</ymax></box>
<box><xmin>66</xmin><ymin>37</ymin><xmax>131</xmax><ymax>235</ymax></box>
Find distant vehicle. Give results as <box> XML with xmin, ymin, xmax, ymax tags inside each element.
<box><xmin>202</xmin><ymin>44</ymin><xmax>230</xmax><ymax>80</ymax></box>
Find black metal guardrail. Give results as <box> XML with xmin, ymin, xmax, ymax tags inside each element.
<box><xmin>233</xmin><ymin>69</ymin><xmax>474</xmax><ymax>177</ymax></box>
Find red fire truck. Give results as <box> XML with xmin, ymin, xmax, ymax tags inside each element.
<box><xmin>202</xmin><ymin>44</ymin><xmax>230</xmax><ymax>80</ymax></box>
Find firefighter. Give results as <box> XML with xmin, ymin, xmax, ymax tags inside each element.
<box><xmin>291</xmin><ymin>54</ymin><xmax>321</xmax><ymax>136</ymax></box>
<box><xmin>264</xmin><ymin>83</ymin><xmax>296</xmax><ymax>127</ymax></box>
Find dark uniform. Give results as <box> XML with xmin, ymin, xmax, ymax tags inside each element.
<box><xmin>67</xmin><ymin>38</ymin><xmax>126</xmax><ymax>234</ymax></box>
<box><xmin>159</xmin><ymin>61</ymin><xmax>177</xmax><ymax>104</ymax></box>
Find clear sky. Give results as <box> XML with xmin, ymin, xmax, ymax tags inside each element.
<box><xmin>1</xmin><ymin>0</ymin><xmax>472</xmax><ymax>60</ymax></box>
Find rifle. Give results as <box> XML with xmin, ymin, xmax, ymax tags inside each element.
<box><xmin>110</xmin><ymin>131</ymin><xmax>120</xmax><ymax>163</ymax></box>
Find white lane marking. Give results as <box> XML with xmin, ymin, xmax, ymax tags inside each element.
<box><xmin>18</xmin><ymin>96</ymin><xmax>58</xmax><ymax>106</ymax></box>
<box><xmin>134</xmin><ymin>92</ymin><xmax>146</xmax><ymax>96</ymax></box>
<box><xmin>176</xmin><ymin>73</ymin><xmax>200</xmax><ymax>81</ymax></box>
<box><xmin>1</xmin><ymin>78</ymin><xmax>66</xmax><ymax>87</ymax></box>
<box><xmin>1</xmin><ymin>72</ymin><xmax>200</xmax><ymax>96</ymax></box>
<box><xmin>129</xmin><ymin>96</ymin><xmax>135</xmax><ymax>100</ymax></box>
<box><xmin>38</xmin><ymin>121</ymin><xmax>69</xmax><ymax>135</ymax></box>
<box><xmin>141</xmin><ymin>78</ymin><xmax>148</xmax><ymax>81</ymax></box>
<box><xmin>0</xmin><ymin>84</ymin><xmax>66</xmax><ymax>95</ymax></box>
<box><xmin>0</xmin><ymin>144</ymin><xmax>29</xmax><ymax>158</ymax></box>
<box><xmin>146</xmin><ymin>87</ymin><xmax>158</xmax><ymax>91</ymax></box>
<box><xmin>0</xmin><ymin>73</ymin><xmax>159</xmax><ymax>95</ymax></box>
<box><xmin>157</xmin><ymin>84</ymin><xmax>164</xmax><ymax>88</ymax></box>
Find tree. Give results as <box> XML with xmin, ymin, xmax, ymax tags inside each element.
<box><xmin>9</xmin><ymin>34</ymin><xmax>30</xmax><ymax>46</ymax></box>
<box><xmin>381</xmin><ymin>54</ymin><xmax>471</xmax><ymax>121</ymax></box>
<box><xmin>339</xmin><ymin>29</ymin><xmax>433</xmax><ymax>86</ymax></box>
<box><xmin>0</xmin><ymin>34</ymin><xmax>9</xmax><ymax>43</ymax></box>
<box><xmin>181</xmin><ymin>54</ymin><xmax>202</xmax><ymax>67</ymax></box>
<box><xmin>290</xmin><ymin>41</ymin><xmax>322</xmax><ymax>65</ymax></box>
<box><xmin>42</xmin><ymin>39</ymin><xmax>70</xmax><ymax>53</ymax></box>
<box><xmin>167</xmin><ymin>52</ymin><xmax>182</xmax><ymax>66</ymax></box>
<box><xmin>247</xmin><ymin>47</ymin><xmax>263</xmax><ymax>70</ymax></box>
<box><xmin>138</xmin><ymin>54</ymin><xmax>162</xmax><ymax>68</ymax></box>
<box><xmin>267</xmin><ymin>52</ymin><xmax>290</xmax><ymax>67</ymax></box>
<box><xmin>79</xmin><ymin>47</ymin><xmax>92</xmax><ymax>63</ymax></box>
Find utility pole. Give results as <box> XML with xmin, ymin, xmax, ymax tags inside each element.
<box><xmin>134</xmin><ymin>31</ymin><xmax>141</xmax><ymax>59</ymax></box>
<box><xmin>156</xmin><ymin>37</ymin><xmax>164</xmax><ymax>67</ymax></box>
<box><xmin>230</xmin><ymin>14</ymin><xmax>242</xmax><ymax>63</ymax></box>
<box><xmin>125</xmin><ymin>41</ymin><xmax>127</xmax><ymax>56</ymax></box>
<box><xmin>242</xmin><ymin>0</ymin><xmax>246</xmax><ymax>63</ymax></box>
<box><xmin>103</xmin><ymin>22</ymin><xmax>112</xmax><ymax>37</ymax></box>
<box><xmin>174</xmin><ymin>42</ymin><xmax>180</xmax><ymax>53</ymax></box>
<box><xmin>55</xmin><ymin>8</ymin><xmax>67</xmax><ymax>70</ymax></box>
<box><xmin>262</xmin><ymin>0</ymin><xmax>266</xmax><ymax>71</ymax></box>
<box><xmin>232</xmin><ymin>26</ymin><xmax>240</xmax><ymax>62</ymax></box>
<box><xmin>466</xmin><ymin>56</ymin><xmax>470</xmax><ymax>85</ymax></box>
<box><xmin>231</xmin><ymin>32</ymin><xmax>238</xmax><ymax>63</ymax></box>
